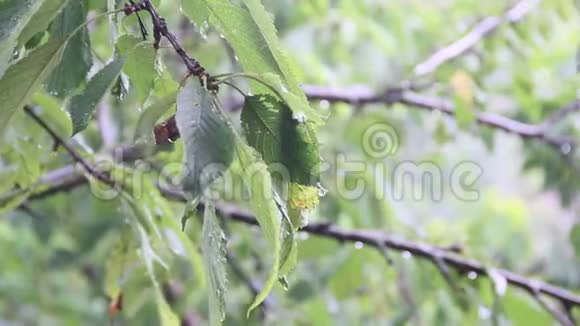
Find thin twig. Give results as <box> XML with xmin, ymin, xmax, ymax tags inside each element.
<box><xmin>533</xmin><ymin>291</ymin><xmax>576</xmax><ymax>326</ymax></box>
<box><xmin>124</xmin><ymin>0</ymin><xmax>217</xmax><ymax>91</ymax></box>
<box><xmin>24</xmin><ymin>106</ymin><xmax>116</xmax><ymax>188</ymax></box>
<box><xmin>414</xmin><ymin>0</ymin><xmax>541</xmax><ymax>76</ymax></box>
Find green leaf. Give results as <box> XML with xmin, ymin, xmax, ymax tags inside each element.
<box><xmin>242</xmin><ymin>94</ymin><xmax>320</xmax><ymax>186</ymax></box>
<box><xmin>0</xmin><ymin>0</ymin><xmax>44</xmax><ymax>77</ymax></box>
<box><xmin>234</xmin><ymin>72</ymin><xmax>323</xmax><ymax>125</ymax></box>
<box><xmin>570</xmin><ymin>223</ymin><xmax>580</xmax><ymax>257</ymax></box>
<box><xmin>104</xmin><ymin>228</ymin><xmax>136</xmax><ymax>303</ymax></box>
<box><xmin>19</xmin><ymin>0</ymin><xmax>70</xmax><ymax>46</ymax></box>
<box><xmin>175</xmin><ymin>79</ymin><xmax>235</xmax><ymax>200</ymax></box>
<box><xmin>278</xmin><ymin>205</ymin><xmax>297</xmax><ymax>277</ymax></box>
<box><xmin>122</xmin><ymin>194</ymin><xmax>179</xmax><ymax>326</ymax></box>
<box><xmin>45</xmin><ymin>0</ymin><xmax>92</xmax><ymax>98</ymax></box>
<box><xmin>32</xmin><ymin>91</ymin><xmax>72</xmax><ymax>137</ymax></box>
<box><xmin>133</xmin><ymin>91</ymin><xmax>178</xmax><ymax>141</ymax></box>
<box><xmin>241</xmin><ymin>94</ymin><xmax>320</xmax><ymax>227</ymax></box>
<box><xmin>202</xmin><ymin>202</ymin><xmax>228</xmax><ymax>325</ymax></box>
<box><xmin>180</xmin><ymin>0</ymin><xmax>209</xmax><ymax>26</ymax></box>
<box><xmin>116</xmin><ymin>35</ymin><xmax>158</xmax><ymax>105</ymax></box>
<box><xmin>134</xmin><ymin>223</ymin><xmax>179</xmax><ymax>326</ymax></box>
<box><xmin>67</xmin><ymin>57</ymin><xmax>125</xmax><ymax>134</ymax></box>
<box><xmin>0</xmin><ymin>40</ymin><xmax>66</xmax><ymax>140</ymax></box>
<box><xmin>234</xmin><ymin>141</ymin><xmax>282</xmax><ymax>315</ymax></box>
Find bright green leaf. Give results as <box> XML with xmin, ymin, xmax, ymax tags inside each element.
<box><xmin>68</xmin><ymin>57</ymin><xmax>125</xmax><ymax>134</ymax></box>
<box><xmin>117</xmin><ymin>35</ymin><xmax>158</xmax><ymax>105</ymax></box>
<box><xmin>19</xmin><ymin>0</ymin><xmax>70</xmax><ymax>46</ymax></box>
<box><xmin>0</xmin><ymin>40</ymin><xmax>66</xmax><ymax>140</ymax></box>
<box><xmin>235</xmin><ymin>141</ymin><xmax>281</xmax><ymax>315</ymax></box>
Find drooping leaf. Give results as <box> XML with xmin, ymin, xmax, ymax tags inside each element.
<box><xmin>116</xmin><ymin>35</ymin><xmax>158</xmax><ymax>105</ymax></box>
<box><xmin>122</xmin><ymin>193</ymin><xmax>179</xmax><ymax>326</ymax></box>
<box><xmin>0</xmin><ymin>0</ymin><xmax>44</xmax><ymax>77</ymax></box>
<box><xmin>45</xmin><ymin>0</ymin><xmax>92</xmax><ymax>98</ymax></box>
<box><xmin>175</xmin><ymin>79</ymin><xmax>235</xmax><ymax>200</ymax></box>
<box><xmin>133</xmin><ymin>91</ymin><xmax>178</xmax><ymax>141</ymax></box>
<box><xmin>0</xmin><ymin>40</ymin><xmax>66</xmax><ymax>139</ymax></box>
<box><xmin>278</xmin><ymin>200</ymin><xmax>298</xmax><ymax>277</ymax></box>
<box><xmin>148</xmin><ymin>179</ymin><xmax>206</xmax><ymax>287</ymax></box>
<box><xmin>242</xmin><ymin>94</ymin><xmax>320</xmax><ymax>227</ymax></box>
<box><xmin>104</xmin><ymin>228</ymin><xmax>137</xmax><ymax>316</ymax></box>
<box><xmin>134</xmin><ymin>223</ymin><xmax>179</xmax><ymax>326</ymax></box>
<box><xmin>67</xmin><ymin>57</ymin><xmax>125</xmax><ymax>134</ymax></box>
<box><xmin>202</xmin><ymin>202</ymin><xmax>228</xmax><ymax>325</ymax></box>
<box><xmin>18</xmin><ymin>0</ymin><xmax>70</xmax><ymax>46</ymax></box>
<box><xmin>234</xmin><ymin>141</ymin><xmax>282</xmax><ymax>315</ymax></box>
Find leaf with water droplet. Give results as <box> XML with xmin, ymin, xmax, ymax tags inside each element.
<box><xmin>0</xmin><ymin>40</ymin><xmax>67</xmax><ymax>142</ymax></box>
<box><xmin>241</xmin><ymin>94</ymin><xmax>320</xmax><ymax>228</ymax></box>
<box><xmin>68</xmin><ymin>56</ymin><xmax>125</xmax><ymax>134</ymax></box>
<box><xmin>44</xmin><ymin>0</ymin><xmax>92</xmax><ymax>98</ymax></box>
<box><xmin>202</xmin><ymin>202</ymin><xmax>228</xmax><ymax>325</ymax></box>
<box><xmin>0</xmin><ymin>0</ymin><xmax>44</xmax><ymax>78</ymax></box>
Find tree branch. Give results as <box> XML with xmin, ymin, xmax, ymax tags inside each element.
<box><xmin>24</xmin><ymin>106</ymin><xmax>117</xmax><ymax>188</ymax></box>
<box><xmin>414</xmin><ymin>0</ymin><xmax>541</xmax><ymax>76</ymax></box>
<box><xmin>23</xmin><ymin>166</ymin><xmax>580</xmax><ymax>322</ymax></box>
<box><xmin>304</xmin><ymin>85</ymin><xmax>578</xmax><ymax>150</ymax></box>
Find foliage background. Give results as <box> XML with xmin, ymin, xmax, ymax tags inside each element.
<box><xmin>0</xmin><ymin>0</ymin><xmax>579</xmax><ymax>325</ymax></box>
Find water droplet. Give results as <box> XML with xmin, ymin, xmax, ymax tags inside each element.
<box><xmin>354</xmin><ymin>241</ymin><xmax>364</xmax><ymax>249</ymax></box>
<box><xmin>478</xmin><ymin>306</ymin><xmax>492</xmax><ymax>320</ymax></box>
<box><xmin>561</xmin><ymin>143</ymin><xmax>572</xmax><ymax>155</ymax></box>
<box><xmin>298</xmin><ymin>233</ymin><xmax>309</xmax><ymax>240</ymax></box>
<box><xmin>293</xmin><ymin>112</ymin><xmax>307</xmax><ymax>123</ymax></box>
<box><xmin>468</xmin><ymin>271</ymin><xmax>478</xmax><ymax>280</ymax></box>
<box><xmin>317</xmin><ymin>182</ymin><xmax>328</xmax><ymax>197</ymax></box>
<box><xmin>319</xmin><ymin>100</ymin><xmax>330</xmax><ymax>109</ymax></box>
<box><xmin>401</xmin><ymin>251</ymin><xmax>412</xmax><ymax>260</ymax></box>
